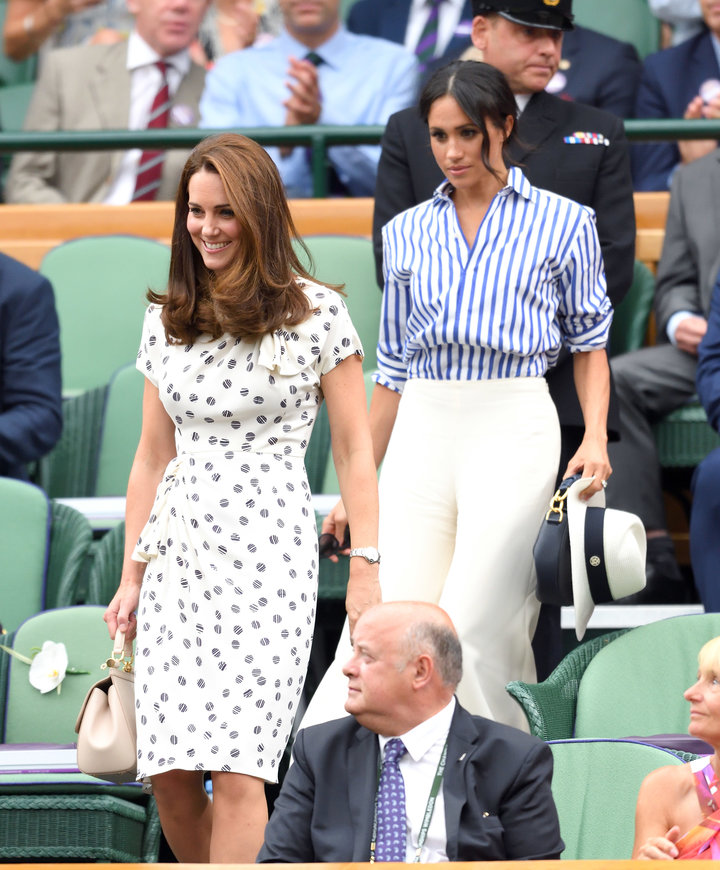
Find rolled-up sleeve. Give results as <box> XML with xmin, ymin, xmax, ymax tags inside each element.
<box><xmin>375</xmin><ymin>220</ymin><xmax>412</xmax><ymax>393</ymax></box>
<box><xmin>556</xmin><ymin>211</ymin><xmax>613</xmax><ymax>352</ymax></box>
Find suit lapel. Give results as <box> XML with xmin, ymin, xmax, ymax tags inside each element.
<box><xmin>707</xmin><ymin>153</ymin><xmax>720</xmax><ymax>305</ymax></box>
<box><xmin>89</xmin><ymin>42</ymin><xmax>131</xmax><ymax>181</ymax></box>
<box><xmin>382</xmin><ymin>0</ymin><xmax>413</xmax><ymax>43</ymax></box>
<box><xmin>511</xmin><ymin>90</ymin><xmax>560</xmax><ymax>165</ymax></box>
<box><xmin>442</xmin><ymin>704</ymin><xmax>480</xmax><ymax>862</ymax></box>
<box><xmin>690</xmin><ymin>32</ymin><xmax>720</xmax><ymax>90</ymax></box>
<box><xmin>89</xmin><ymin>41</ymin><xmax>131</xmax><ymax>131</ymax></box>
<box><xmin>171</xmin><ymin>63</ymin><xmax>205</xmax><ymax>129</ymax></box>
<box><xmin>347</xmin><ymin>727</ymin><xmax>381</xmax><ymax>862</ymax></box>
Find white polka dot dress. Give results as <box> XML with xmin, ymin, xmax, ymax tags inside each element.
<box><xmin>131</xmin><ymin>281</ymin><xmax>362</xmax><ymax>782</ymax></box>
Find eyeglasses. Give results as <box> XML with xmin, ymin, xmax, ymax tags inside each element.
<box><xmin>318</xmin><ymin>526</ymin><xmax>351</xmax><ymax>559</ymax></box>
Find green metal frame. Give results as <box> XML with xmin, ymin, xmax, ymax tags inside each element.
<box><xmin>2</xmin><ymin>119</ymin><xmax>720</xmax><ymax>198</ymax></box>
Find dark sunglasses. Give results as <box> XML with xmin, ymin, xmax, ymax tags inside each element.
<box><xmin>318</xmin><ymin>526</ymin><xmax>351</xmax><ymax>559</ymax></box>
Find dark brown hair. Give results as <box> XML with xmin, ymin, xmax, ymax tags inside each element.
<box><xmin>150</xmin><ymin>133</ymin><xmax>317</xmax><ymax>344</ymax></box>
<box><xmin>419</xmin><ymin>60</ymin><xmax>519</xmax><ymax>185</ymax></box>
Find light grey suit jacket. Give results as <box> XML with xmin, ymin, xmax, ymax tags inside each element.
<box><xmin>654</xmin><ymin>148</ymin><xmax>720</xmax><ymax>338</ymax></box>
<box><xmin>5</xmin><ymin>40</ymin><xmax>206</xmax><ymax>204</ymax></box>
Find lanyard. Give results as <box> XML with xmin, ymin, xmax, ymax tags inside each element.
<box><xmin>369</xmin><ymin>738</ymin><xmax>449</xmax><ymax>863</ymax></box>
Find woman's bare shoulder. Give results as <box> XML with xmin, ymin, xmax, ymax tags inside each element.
<box><xmin>638</xmin><ymin>761</ymin><xmax>696</xmax><ymax>809</ymax></box>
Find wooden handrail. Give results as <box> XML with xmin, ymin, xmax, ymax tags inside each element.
<box><xmin>0</xmin><ymin>193</ymin><xmax>667</xmax><ymax>273</ymax></box>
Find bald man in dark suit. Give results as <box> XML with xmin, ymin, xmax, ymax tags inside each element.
<box><xmin>258</xmin><ymin>602</ymin><xmax>563</xmax><ymax>863</ymax></box>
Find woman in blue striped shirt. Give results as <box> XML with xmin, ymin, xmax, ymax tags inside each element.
<box><xmin>310</xmin><ymin>60</ymin><xmax>613</xmax><ymax>733</ymax></box>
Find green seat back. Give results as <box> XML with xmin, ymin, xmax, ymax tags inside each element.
<box><xmin>95</xmin><ymin>364</ymin><xmax>145</xmax><ymax>497</ymax></box>
<box><xmin>293</xmin><ymin>235</ymin><xmax>381</xmax><ymax>370</ymax></box>
<box><xmin>573</xmin><ymin>0</ymin><xmax>661</xmax><ymax>59</ymax></box>
<box><xmin>575</xmin><ymin>613</ymin><xmax>720</xmax><ymax>737</ymax></box>
<box><xmin>0</xmin><ymin>479</ymin><xmax>50</xmax><ymax>632</ymax></box>
<box><xmin>0</xmin><ymin>81</ymin><xmax>34</xmax><ymax>130</ymax></box>
<box><xmin>39</xmin><ymin>236</ymin><xmax>170</xmax><ymax>394</ymax></box>
<box><xmin>340</xmin><ymin>0</ymin><xmax>359</xmax><ymax>20</ymax></box>
<box><xmin>46</xmin><ymin>502</ymin><xmax>94</xmax><ymax>609</ymax></box>
<box><xmin>86</xmin><ymin>524</ymin><xmax>125</xmax><ymax>607</ymax></box>
<box><xmin>0</xmin><ymin>1</ymin><xmax>37</xmax><ymax>87</ymax></box>
<box><xmin>3</xmin><ymin>606</ymin><xmax>115</xmax><ymax>743</ymax></box>
<box><xmin>549</xmin><ymin>738</ymin><xmax>685</xmax><ymax>859</ymax></box>
<box><xmin>609</xmin><ymin>261</ymin><xmax>655</xmax><ymax>357</ymax></box>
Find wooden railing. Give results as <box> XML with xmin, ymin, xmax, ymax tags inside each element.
<box><xmin>0</xmin><ymin>192</ymin><xmax>668</xmax><ymax>273</ymax></box>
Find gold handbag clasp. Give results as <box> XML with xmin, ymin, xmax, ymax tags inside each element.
<box><xmin>101</xmin><ymin>630</ymin><xmax>134</xmax><ymax>672</ymax></box>
<box><xmin>545</xmin><ymin>486</ymin><xmax>569</xmax><ymax>523</ymax></box>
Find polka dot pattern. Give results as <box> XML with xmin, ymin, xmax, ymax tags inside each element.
<box><xmin>132</xmin><ymin>281</ymin><xmax>363</xmax><ymax>782</ymax></box>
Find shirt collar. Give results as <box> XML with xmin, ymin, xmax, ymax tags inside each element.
<box><xmin>434</xmin><ymin>165</ymin><xmax>534</xmax><ymax>203</ymax></box>
<box><xmin>378</xmin><ymin>697</ymin><xmax>456</xmax><ymax>762</ymax></box>
<box><xmin>515</xmin><ymin>93</ymin><xmax>531</xmax><ymax>115</ymax></box>
<box><xmin>126</xmin><ymin>29</ymin><xmax>192</xmax><ymax>77</ymax></box>
<box><xmin>276</xmin><ymin>25</ymin><xmax>351</xmax><ymax>70</ymax></box>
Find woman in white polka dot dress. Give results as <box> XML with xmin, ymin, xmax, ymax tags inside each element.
<box><xmin>104</xmin><ymin>133</ymin><xmax>380</xmax><ymax>863</ymax></box>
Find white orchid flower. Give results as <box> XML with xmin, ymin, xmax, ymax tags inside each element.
<box><xmin>28</xmin><ymin>641</ymin><xmax>69</xmax><ymax>694</ymax></box>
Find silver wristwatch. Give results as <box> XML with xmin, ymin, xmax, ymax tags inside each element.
<box><xmin>348</xmin><ymin>546</ymin><xmax>381</xmax><ymax>564</ymax></box>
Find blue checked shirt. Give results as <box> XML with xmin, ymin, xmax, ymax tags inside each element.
<box><xmin>376</xmin><ymin>167</ymin><xmax>613</xmax><ymax>393</ymax></box>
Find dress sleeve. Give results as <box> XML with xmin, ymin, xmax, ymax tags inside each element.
<box><xmin>315</xmin><ymin>292</ymin><xmax>364</xmax><ymax>376</ymax></box>
<box><xmin>556</xmin><ymin>211</ymin><xmax>613</xmax><ymax>353</ymax></box>
<box><xmin>136</xmin><ymin>303</ymin><xmax>164</xmax><ymax>387</ymax></box>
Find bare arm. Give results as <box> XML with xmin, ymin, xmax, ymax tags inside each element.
<box><xmin>321</xmin><ymin>355</ymin><xmax>381</xmax><ymax>631</ymax></box>
<box><xmin>3</xmin><ymin>0</ymin><xmax>101</xmax><ymax>60</ymax></box>
<box><xmin>321</xmin><ymin>381</ymin><xmax>400</xmax><ymax>551</ymax></box>
<box><xmin>632</xmin><ymin>767</ymin><xmax>686</xmax><ymax>859</ymax></box>
<box><xmin>564</xmin><ymin>349</ymin><xmax>611</xmax><ymax>499</ymax></box>
<box><xmin>104</xmin><ymin>378</ymin><xmax>176</xmax><ymax>640</ymax></box>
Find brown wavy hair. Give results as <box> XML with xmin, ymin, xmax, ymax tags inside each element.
<box><xmin>150</xmin><ymin>133</ymin><xmax>319</xmax><ymax>344</ymax></box>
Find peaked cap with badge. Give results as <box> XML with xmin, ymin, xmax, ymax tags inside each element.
<box><xmin>471</xmin><ymin>0</ymin><xmax>574</xmax><ymax>31</ymax></box>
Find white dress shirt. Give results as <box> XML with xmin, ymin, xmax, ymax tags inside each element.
<box><xmin>378</xmin><ymin>697</ymin><xmax>456</xmax><ymax>863</ymax></box>
<box><xmin>104</xmin><ymin>31</ymin><xmax>192</xmax><ymax>205</ymax></box>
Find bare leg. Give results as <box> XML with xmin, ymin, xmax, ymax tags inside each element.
<box><xmin>209</xmin><ymin>771</ymin><xmax>268</xmax><ymax>863</ymax></box>
<box><xmin>151</xmin><ymin>769</ymin><xmax>212</xmax><ymax>863</ymax></box>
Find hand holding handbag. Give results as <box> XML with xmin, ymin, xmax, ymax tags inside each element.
<box><xmin>75</xmin><ymin>630</ymin><xmax>137</xmax><ymax>784</ymax></box>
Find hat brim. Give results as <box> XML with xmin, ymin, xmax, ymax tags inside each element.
<box><xmin>567</xmin><ymin>478</ymin><xmax>647</xmax><ymax>641</ymax></box>
<box><xmin>567</xmin><ymin>477</ymin><xmax>605</xmax><ymax>641</ymax></box>
<box><xmin>497</xmin><ymin>10</ymin><xmax>574</xmax><ymax>31</ymax></box>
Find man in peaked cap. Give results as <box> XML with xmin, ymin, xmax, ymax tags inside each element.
<box><xmin>371</xmin><ymin>0</ymin><xmax>635</xmax><ymax>681</ymax></box>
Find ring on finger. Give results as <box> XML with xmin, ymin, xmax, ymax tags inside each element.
<box><xmin>601</xmin><ymin>479</ymin><xmax>608</xmax><ymax>489</ymax></box>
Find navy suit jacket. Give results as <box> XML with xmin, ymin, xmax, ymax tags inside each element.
<box><xmin>372</xmin><ymin>92</ymin><xmax>635</xmax><ymax>435</ymax></box>
<box><xmin>554</xmin><ymin>26</ymin><xmax>641</xmax><ymax>119</ymax></box>
<box><xmin>0</xmin><ymin>253</ymin><xmax>62</xmax><ymax>479</ymax></box>
<box><xmin>258</xmin><ymin>703</ymin><xmax>564</xmax><ymax>862</ymax></box>
<box><xmin>347</xmin><ymin>0</ymin><xmax>474</xmax><ymax>83</ymax></box>
<box><xmin>697</xmin><ymin>277</ymin><xmax>720</xmax><ymax>431</ymax></box>
<box><xmin>633</xmin><ymin>29</ymin><xmax>720</xmax><ymax>190</ymax></box>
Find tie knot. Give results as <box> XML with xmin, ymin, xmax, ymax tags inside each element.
<box><xmin>304</xmin><ymin>50</ymin><xmax>324</xmax><ymax>67</ymax></box>
<box><xmin>156</xmin><ymin>60</ymin><xmax>168</xmax><ymax>78</ymax></box>
<box><xmin>383</xmin><ymin>738</ymin><xmax>407</xmax><ymax>765</ymax></box>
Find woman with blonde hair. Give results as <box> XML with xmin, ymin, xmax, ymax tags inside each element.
<box><xmin>633</xmin><ymin>635</ymin><xmax>720</xmax><ymax>860</ymax></box>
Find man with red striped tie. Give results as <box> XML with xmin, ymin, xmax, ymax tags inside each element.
<box><xmin>6</xmin><ymin>0</ymin><xmax>209</xmax><ymax>204</ymax></box>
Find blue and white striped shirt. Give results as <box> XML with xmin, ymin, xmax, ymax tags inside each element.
<box><xmin>376</xmin><ymin>167</ymin><xmax>613</xmax><ymax>393</ymax></box>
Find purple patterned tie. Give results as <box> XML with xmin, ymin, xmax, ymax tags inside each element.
<box><xmin>415</xmin><ymin>0</ymin><xmax>443</xmax><ymax>73</ymax></box>
<box><xmin>375</xmin><ymin>738</ymin><xmax>408</xmax><ymax>862</ymax></box>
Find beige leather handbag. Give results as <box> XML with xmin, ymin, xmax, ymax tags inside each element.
<box><xmin>75</xmin><ymin>630</ymin><xmax>137</xmax><ymax>784</ymax></box>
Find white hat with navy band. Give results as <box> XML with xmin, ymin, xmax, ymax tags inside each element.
<box><xmin>567</xmin><ymin>477</ymin><xmax>647</xmax><ymax>640</ymax></box>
